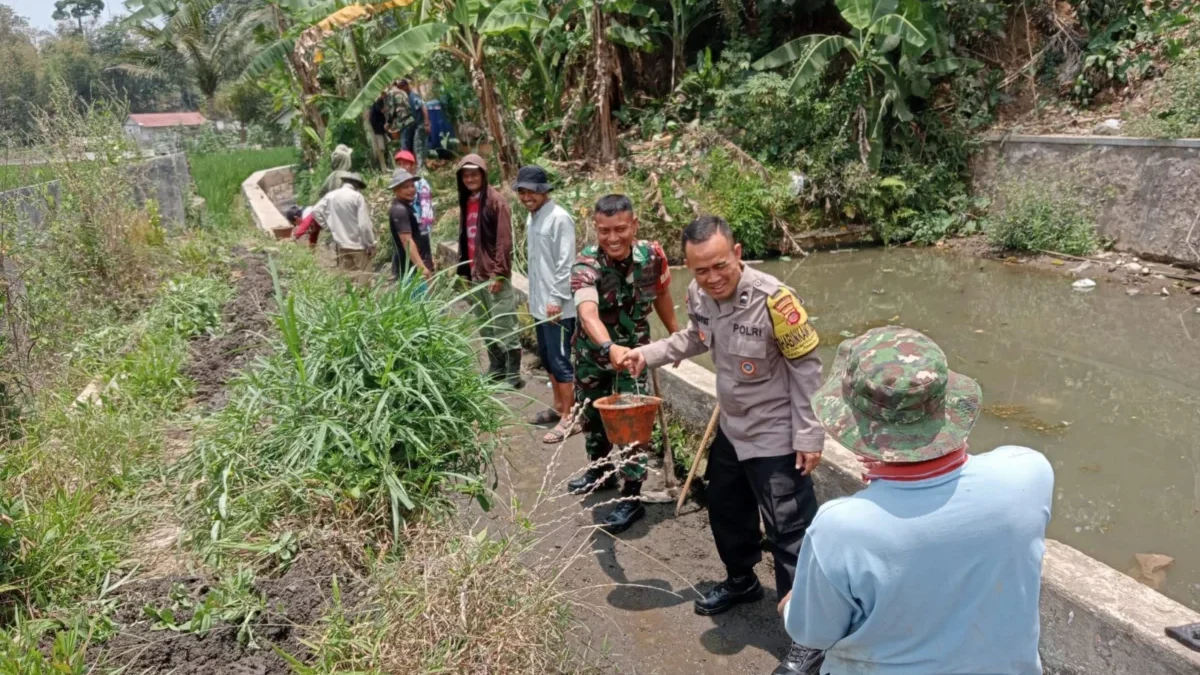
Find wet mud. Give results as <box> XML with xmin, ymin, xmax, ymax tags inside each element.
<box><xmin>494</xmin><ymin>382</ymin><xmax>793</xmax><ymax>674</ymax></box>
<box><xmin>89</xmin><ymin>551</ymin><xmax>360</xmax><ymax>675</ymax></box>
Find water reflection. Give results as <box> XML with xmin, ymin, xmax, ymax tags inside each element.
<box><xmin>651</xmin><ymin>248</ymin><xmax>1200</xmax><ymax>610</ymax></box>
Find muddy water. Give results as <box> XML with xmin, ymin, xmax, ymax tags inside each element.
<box><xmin>650</xmin><ymin>248</ymin><xmax>1200</xmax><ymax>611</ymax></box>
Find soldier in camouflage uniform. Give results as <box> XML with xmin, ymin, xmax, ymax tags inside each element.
<box><xmin>776</xmin><ymin>326</ymin><xmax>1054</xmax><ymax>675</ymax></box>
<box><xmin>568</xmin><ymin>194</ymin><xmax>680</xmax><ymax>534</ymax></box>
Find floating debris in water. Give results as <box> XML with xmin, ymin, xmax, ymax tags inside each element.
<box><xmin>1129</xmin><ymin>553</ymin><xmax>1174</xmax><ymax>590</ymax></box>
<box><xmin>1072</xmin><ymin>278</ymin><xmax>1097</xmax><ymax>291</ymax></box>
<box><xmin>983</xmin><ymin>404</ymin><xmax>1071</xmax><ymax>436</ymax></box>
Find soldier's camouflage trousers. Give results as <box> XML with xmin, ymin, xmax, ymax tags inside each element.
<box><xmin>574</xmin><ymin>356</ymin><xmax>648</xmax><ymax>482</ymax></box>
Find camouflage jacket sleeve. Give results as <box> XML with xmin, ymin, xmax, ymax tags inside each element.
<box><xmin>649</xmin><ymin>241</ymin><xmax>671</xmax><ymax>293</ymax></box>
<box><xmin>571</xmin><ymin>250</ymin><xmax>602</xmax><ymax>306</ymax></box>
<box><xmin>767</xmin><ymin>287</ymin><xmax>824</xmax><ymax>452</ymax></box>
<box><xmin>640</xmin><ymin>281</ymin><xmax>708</xmax><ymax>368</ymax></box>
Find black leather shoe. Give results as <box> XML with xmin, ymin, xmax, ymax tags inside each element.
<box><xmin>771</xmin><ymin>642</ymin><xmax>825</xmax><ymax>675</ymax></box>
<box><xmin>602</xmin><ymin>499</ymin><xmax>645</xmax><ymax>534</ymax></box>
<box><xmin>693</xmin><ymin>574</ymin><xmax>764</xmax><ymax>616</ymax></box>
<box><xmin>567</xmin><ymin>468</ymin><xmax>618</xmax><ymax>494</ymax></box>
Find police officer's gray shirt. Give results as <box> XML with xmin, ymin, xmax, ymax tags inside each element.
<box><xmin>640</xmin><ymin>265</ymin><xmax>824</xmax><ymax>459</ymax></box>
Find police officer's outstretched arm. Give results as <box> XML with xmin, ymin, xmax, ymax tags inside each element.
<box><xmin>627</xmin><ymin>284</ymin><xmax>709</xmax><ymax>377</ymax></box>
<box><xmin>769</xmin><ymin>288</ymin><xmax>825</xmax><ymax>474</ymax></box>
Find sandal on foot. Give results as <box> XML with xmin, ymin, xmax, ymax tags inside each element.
<box><xmin>542</xmin><ymin>421</ymin><xmax>580</xmax><ymax>444</ymax></box>
<box><xmin>528</xmin><ymin>409</ymin><xmax>561</xmax><ymax>427</ymax></box>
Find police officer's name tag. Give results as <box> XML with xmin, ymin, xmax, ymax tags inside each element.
<box><xmin>768</xmin><ymin>289</ymin><xmax>818</xmax><ymax>359</ymax></box>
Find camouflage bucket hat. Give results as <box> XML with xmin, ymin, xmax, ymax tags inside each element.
<box><xmin>813</xmin><ymin>327</ymin><xmax>982</xmax><ymax>463</ymax></box>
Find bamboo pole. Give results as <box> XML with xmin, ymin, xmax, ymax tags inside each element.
<box><xmin>676</xmin><ymin>404</ymin><xmax>720</xmax><ymax>516</ymax></box>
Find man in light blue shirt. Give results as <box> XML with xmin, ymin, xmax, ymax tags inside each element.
<box><xmin>781</xmin><ymin>327</ymin><xmax>1054</xmax><ymax>675</ymax></box>
<box><xmin>515</xmin><ymin>165</ymin><xmax>578</xmax><ymax>444</ymax></box>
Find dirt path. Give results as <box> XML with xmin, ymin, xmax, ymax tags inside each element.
<box><xmin>495</xmin><ymin>371</ymin><xmax>792</xmax><ymax>675</ymax></box>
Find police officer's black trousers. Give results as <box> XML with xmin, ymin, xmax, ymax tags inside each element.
<box><xmin>705</xmin><ymin>426</ymin><xmax>818</xmax><ymax>598</ymax></box>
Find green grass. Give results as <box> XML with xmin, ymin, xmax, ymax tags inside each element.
<box><xmin>182</xmin><ymin>252</ymin><xmax>510</xmax><ymax>552</ymax></box>
<box><xmin>0</xmin><ymin>164</ymin><xmax>62</xmax><ymax>192</ymax></box>
<box><xmin>188</xmin><ymin>147</ymin><xmax>299</xmax><ymax>224</ymax></box>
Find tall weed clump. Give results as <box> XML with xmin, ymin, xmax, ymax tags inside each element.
<box><xmin>186</xmin><ymin>264</ymin><xmax>509</xmax><ymax>549</ymax></box>
<box><xmin>984</xmin><ymin>177</ymin><xmax>1099</xmax><ymax>256</ymax></box>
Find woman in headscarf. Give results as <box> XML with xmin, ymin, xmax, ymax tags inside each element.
<box><xmin>317</xmin><ymin>144</ymin><xmax>354</xmax><ymax>198</ymax></box>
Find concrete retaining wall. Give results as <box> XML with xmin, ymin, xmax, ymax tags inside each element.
<box><xmin>0</xmin><ymin>153</ymin><xmax>192</xmax><ymax>231</ymax></box>
<box><xmin>973</xmin><ymin>134</ymin><xmax>1200</xmax><ymax>267</ymax></box>
<box><xmin>241</xmin><ymin>165</ymin><xmax>296</xmax><ymax>240</ymax></box>
<box><xmin>429</xmin><ymin>236</ymin><xmax>1200</xmax><ymax>674</ymax></box>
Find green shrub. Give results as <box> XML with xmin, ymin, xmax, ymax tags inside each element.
<box><xmin>1127</xmin><ymin>53</ymin><xmax>1200</xmax><ymax>138</ymax></box>
<box><xmin>185</xmin><ymin>260</ymin><xmax>510</xmax><ymax>549</ymax></box>
<box><xmin>984</xmin><ymin>179</ymin><xmax>1099</xmax><ymax>255</ymax></box>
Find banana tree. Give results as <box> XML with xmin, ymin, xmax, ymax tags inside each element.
<box><xmin>338</xmin><ymin>0</ymin><xmax>551</xmax><ymax>181</ymax></box>
<box><xmin>752</xmin><ymin>0</ymin><xmax>973</xmax><ymax>168</ymax></box>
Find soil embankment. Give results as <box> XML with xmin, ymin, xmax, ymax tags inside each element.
<box><xmin>92</xmin><ymin>250</ymin><xmax>365</xmax><ymax>674</ymax></box>
<box><xmin>184</xmin><ymin>247</ymin><xmax>277</xmax><ymax>408</ymax></box>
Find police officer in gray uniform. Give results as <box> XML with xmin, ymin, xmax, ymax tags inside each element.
<box><xmin>622</xmin><ymin>215</ymin><xmax>825</xmax><ymax>675</ymax></box>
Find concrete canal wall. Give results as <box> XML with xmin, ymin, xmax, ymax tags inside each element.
<box><xmin>241</xmin><ymin>165</ymin><xmax>296</xmax><ymax>239</ymax></box>
<box><xmin>242</xmin><ymin>169</ymin><xmax>1200</xmax><ymax>674</ymax></box>
<box><xmin>973</xmin><ymin>134</ymin><xmax>1200</xmax><ymax>267</ymax></box>
<box><xmin>0</xmin><ymin>153</ymin><xmax>192</xmax><ymax>231</ymax></box>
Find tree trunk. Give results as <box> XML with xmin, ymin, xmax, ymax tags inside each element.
<box><xmin>744</xmin><ymin>0</ymin><xmax>760</xmax><ymax>36</ymax></box>
<box><xmin>591</xmin><ymin>2</ymin><xmax>618</xmax><ymax>164</ymax></box>
<box><xmin>470</xmin><ymin>59</ymin><xmax>520</xmax><ymax>183</ymax></box>
<box><xmin>282</xmin><ymin>8</ymin><xmax>327</xmax><ymax>166</ymax></box>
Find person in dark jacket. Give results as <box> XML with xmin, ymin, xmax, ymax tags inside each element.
<box><xmin>456</xmin><ymin>154</ymin><xmax>522</xmax><ymax>388</ymax></box>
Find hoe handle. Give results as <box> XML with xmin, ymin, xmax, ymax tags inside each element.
<box><xmin>676</xmin><ymin>404</ymin><xmax>720</xmax><ymax>516</ymax></box>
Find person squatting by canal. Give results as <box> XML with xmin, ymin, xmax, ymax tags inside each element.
<box><xmin>780</xmin><ymin>327</ymin><xmax>1054</xmax><ymax>675</ymax></box>
<box><xmin>621</xmin><ymin>215</ymin><xmax>826</xmax><ymax>675</ymax></box>
<box><xmin>515</xmin><ymin>164</ymin><xmax>580</xmax><ymax>444</ymax></box>
<box><xmin>455</xmin><ymin>154</ymin><xmax>525</xmax><ymax>389</ymax></box>
<box><xmin>568</xmin><ymin>194</ymin><xmax>680</xmax><ymax>534</ymax></box>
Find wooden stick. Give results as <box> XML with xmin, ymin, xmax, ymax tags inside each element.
<box><xmin>676</xmin><ymin>404</ymin><xmax>720</xmax><ymax>516</ymax></box>
<box><xmin>650</xmin><ymin>369</ymin><xmax>675</xmax><ymax>489</ymax></box>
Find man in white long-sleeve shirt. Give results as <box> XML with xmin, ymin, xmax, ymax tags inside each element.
<box><xmin>310</xmin><ymin>172</ymin><xmax>375</xmax><ymax>272</ymax></box>
<box><xmin>516</xmin><ymin>165</ymin><xmax>578</xmax><ymax>443</ymax></box>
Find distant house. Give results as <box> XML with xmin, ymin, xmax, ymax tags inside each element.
<box><xmin>124</xmin><ymin>113</ymin><xmax>209</xmax><ymax>150</ymax></box>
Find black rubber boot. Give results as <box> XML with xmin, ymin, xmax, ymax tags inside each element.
<box><xmin>505</xmin><ymin>349</ymin><xmax>526</xmax><ymax>389</ymax></box>
<box><xmin>602</xmin><ymin>481</ymin><xmax>645</xmax><ymax>534</ymax></box>
<box><xmin>693</xmin><ymin>573</ymin><xmax>764</xmax><ymax>616</ymax></box>
<box><xmin>485</xmin><ymin>345</ymin><xmax>506</xmax><ymax>382</ymax></box>
<box><xmin>771</xmin><ymin>642</ymin><xmax>826</xmax><ymax>675</ymax></box>
<box><xmin>567</xmin><ymin>467</ymin><xmax>618</xmax><ymax>494</ymax></box>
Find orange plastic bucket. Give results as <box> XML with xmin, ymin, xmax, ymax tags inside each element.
<box><xmin>593</xmin><ymin>394</ymin><xmax>662</xmax><ymax>446</ymax></box>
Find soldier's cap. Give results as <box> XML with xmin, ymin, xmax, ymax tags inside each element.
<box><xmin>387</xmin><ymin>168</ymin><xmax>419</xmax><ymax>190</ymax></box>
<box><xmin>813</xmin><ymin>327</ymin><xmax>981</xmax><ymax>463</ymax></box>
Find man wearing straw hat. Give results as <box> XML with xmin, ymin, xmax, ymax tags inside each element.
<box><xmin>622</xmin><ymin>215</ymin><xmax>825</xmax><ymax>675</ymax></box>
<box><xmin>779</xmin><ymin>327</ymin><xmax>1054</xmax><ymax>675</ymax></box>
<box><xmin>567</xmin><ymin>194</ymin><xmax>679</xmax><ymax>534</ymax></box>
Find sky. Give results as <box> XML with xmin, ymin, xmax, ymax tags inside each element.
<box><xmin>5</xmin><ymin>0</ymin><xmax>121</xmax><ymax>32</ymax></box>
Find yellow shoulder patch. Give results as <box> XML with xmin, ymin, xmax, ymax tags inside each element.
<box><xmin>767</xmin><ymin>289</ymin><xmax>819</xmax><ymax>359</ymax></box>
